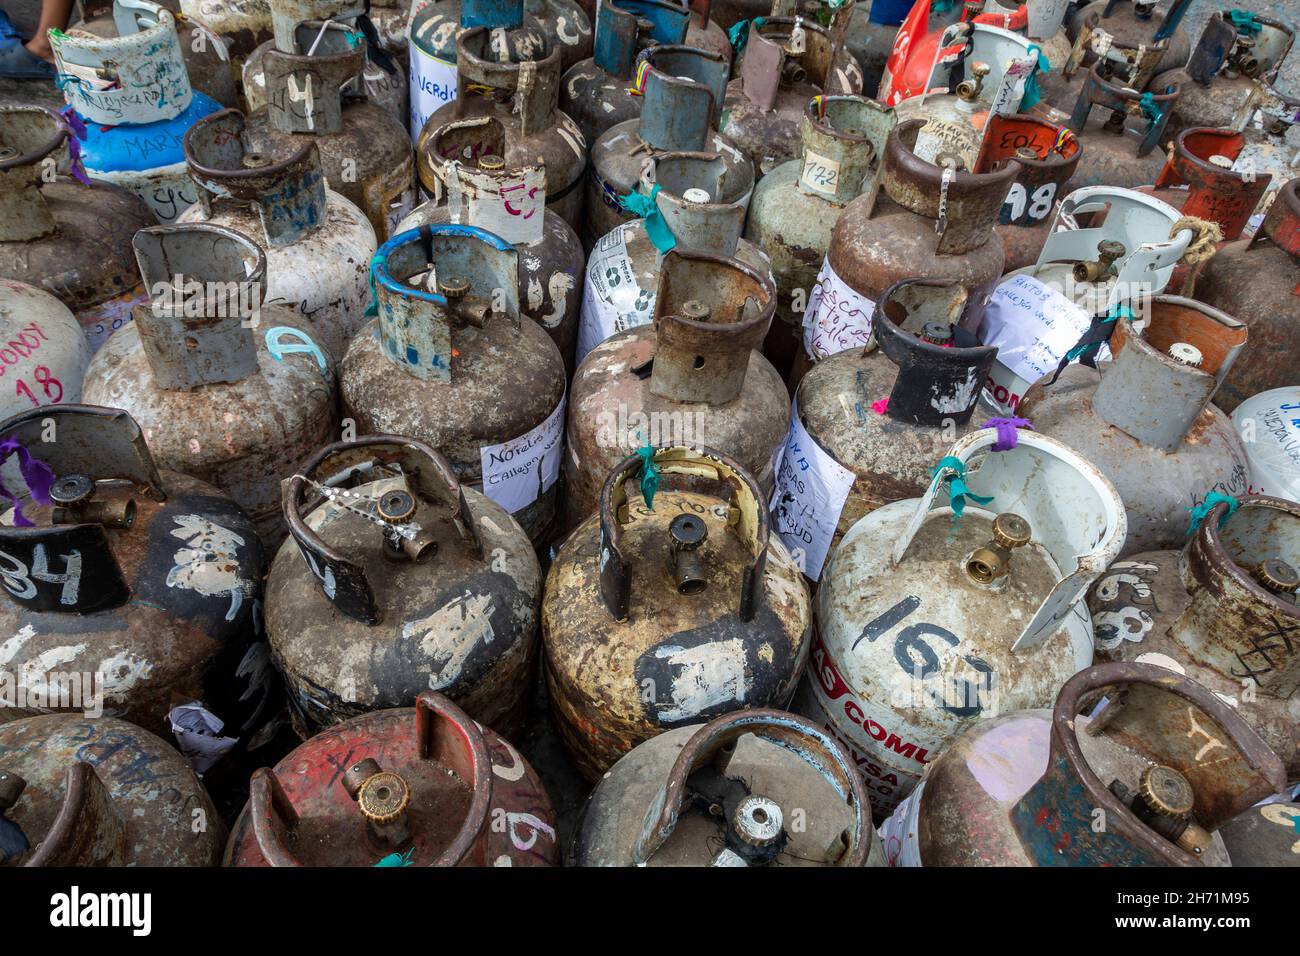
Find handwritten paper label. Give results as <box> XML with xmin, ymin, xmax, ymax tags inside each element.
<box><xmin>409</xmin><ymin>46</ymin><xmax>457</xmax><ymax>141</ymax></box>
<box><xmin>988</xmin><ymin>57</ymin><xmax>1035</xmax><ymax>117</ymax></box>
<box><xmin>480</xmin><ymin>395</ymin><xmax>566</xmax><ymax>514</ymax></box>
<box><xmin>769</xmin><ymin>411</ymin><xmax>855</xmax><ymax>580</ymax></box>
<box><xmin>978</xmin><ymin>273</ymin><xmax>1094</xmax><ymax>385</ymax></box>
<box><xmin>1231</xmin><ymin>388</ymin><xmax>1300</xmax><ymax>504</ymax></box>
<box><xmin>803</xmin><ymin>257</ymin><xmax>877</xmax><ymax>361</ymax></box>
<box><xmin>800</xmin><ymin>151</ymin><xmax>842</xmax><ymax>196</ymax></box>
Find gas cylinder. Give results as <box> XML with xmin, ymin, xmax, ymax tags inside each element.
<box><xmin>0</xmin><ymin>281</ymin><xmax>89</xmax><ymax>420</ymax></box>
<box><xmin>0</xmin><ymin>713</ymin><xmax>224</xmax><ymax>866</ymax></box>
<box><xmin>0</xmin><ymin>405</ymin><xmax>277</xmax><ymax>763</ymax></box>
<box><xmin>1087</xmin><ymin>493</ymin><xmax>1300</xmax><ymax>776</ymax></box>
<box><xmin>586</xmin><ymin>44</ymin><xmax>739</xmax><ymax>245</ymax></box>
<box><xmin>876</xmin><ymin>662</ymin><xmax>1286</xmax><ymax>865</ymax></box>
<box><xmin>408</xmin><ymin>0</ymin><xmax>590</xmax><ymax>142</ymax></box>
<box><xmin>1019</xmin><ymin>296</ymin><xmax>1251</xmax><ymax>554</ymax></box>
<box><xmin>50</xmin><ymin>0</ymin><xmax>223</xmax><ymax>224</ymax></box>
<box><xmin>1219</xmin><ymin>801</ymin><xmax>1300</xmax><ymax>866</ymax></box>
<box><xmin>971</xmin><ymin>0</ymin><xmax>1075</xmax><ymax>70</ymax></box>
<box><xmin>236</xmin><ymin>13</ymin><xmax>416</xmax><ymax>240</ymax></box>
<box><xmin>224</xmin><ymin>692</ymin><xmax>558</xmax><ymax>866</ymax></box>
<box><xmin>677</xmin><ymin>0</ymin><xmax>734</xmax><ymax>62</ymax></box>
<box><xmin>1051</xmin><ymin>0</ymin><xmax>1193</xmax><ymax>103</ymax></box>
<box><xmin>570</xmin><ymin>708</ymin><xmax>874</xmax><ymax>865</ymax></box>
<box><xmin>743</xmin><ymin>94</ymin><xmax>893</xmax><ymax>377</ymax></box>
<box><xmin>892</xmin><ymin>22</ymin><xmax>1043</xmax><ymax>170</ymax></box>
<box><xmin>560</xmin><ymin>0</ymin><xmax>691</xmax><ymax>146</ymax></box>
<box><xmin>405</xmin><ymin>117</ymin><xmax>583</xmax><ymax>372</ymax></box>
<box><xmin>1193</xmin><ymin>178</ymin><xmax>1300</xmax><ymax>412</ymax></box>
<box><xmin>80</xmin><ymin>0</ymin><xmax>238</xmax><ymax>108</ymax></box>
<box><xmin>974</xmin><ymin>113</ymin><xmax>1081</xmax><ymax>271</ymax></box>
<box><xmin>794</xmin><ymin>427</ymin><xmax>1125</xmax><ymax>817</ymax></box>
<box><xmin>1147</xmin><ymin>9</ymin><xmax>1293</xmax><ymax>140</ymax></box>
<box><xmin>565</xmin><ymin>251</ymin><xmax>786</xmax><ymax>528</ymax></box>
<box><xmin>179</xmin><ymin>0</ymin><xmax>274</xmax><ymax>58</ymax></box>
<box><xmin>844</xmin><ymin>0</ymin><xmax>912</xmax><ymax>96</ymax></box>
<box><xmin>1060</xmin><ymin>62</ymin><xmax>1179</xmax><ymax>189</ymax></box>
<box><xmin>340</xmin><ymin>225</ymin><xmax>567</xmax><ymax>545</ymax></box>
<box><xmin>416</xmin><ymin>27</ymin><xmax>588</xmax><ymax>234</ymax></box>
<box><xmin>243</xmin><ymin>1</ymin><xmax>409</xmax><ymax>132</ymax></box>
<box><xmin>773</xmin><ymin>279</ymin><xmax>996</xmax><ymax>581</ymax></box>
<box><xmin>81</xmin><ymin>224</ymin><xmax>340</xmax><ymax>546</ymax></box>
<box><xmin>266</xmin><ymin>436</ymin><xmax>542</xmax><ymax>737</ymax></box>
<box><xmin>0</xmin><ymin>107</ymin><xmax>155</xmax><ymax>353</ymax></box>
<box><xmin>179</xmin><ymin>109</ymin><xmax>377</xmax><ymax>361</ymax></box>
<box><xmin>720</xmin><ymin>17</ymin><xmax>864</xmax><ymax>176</ymax></box>
<box><xmin>793</xmin><ymin>117</ymin><xmax>1015</xmax><ymax>384</ymax></box>
<box><xmin>978</xmin><ymin>185</ymin><xmax>1191</xmax><ymax>415</ymax></box>
<box><xmin>576</xmin><ymin>151</ymin><xmax>768</xmax><ymax>366</ymax></box>
<box><xmin>543</xmin><ymin>446</ymin><xmax>812</xmax><ymax>780</ymax></box>
<box><xmin>1231</xmin><ymin>388</ymin><xmax>1300</xmax><ymax>504</ymax></box>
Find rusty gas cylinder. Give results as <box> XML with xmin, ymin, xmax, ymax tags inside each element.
<box><xmin>1219</xmin><ymin>801</ymin><xmax>1300</xmax><ymax>866</ymax></box>
<box><xmin>1148</xmin><ymin>9</ymin><xmax>1293</xmax><ymax>140</ymax></box>
<box><xmin>543</xmin><ymin>446</ymin><xmax>812</xmax><ymax>780</ymax></box>
<box><xmin>0</xmin><ymin>107</ymin><xmax>154</xmax><ymax>354</ymax></box>
<box><xmin>720</xmin><ymin>18</ymin><xmax>864</xmax><ymax>177</ymax></box>
<box><xmin>0</xmin><ymin>405</ymin><xmax>277</xmax><ymax>759</ymax></box>
<box><xmin>1231</xmin><ymin>388</ymin><xmax>1300</xmax><ymax>504</ymax></box>
<box><xmin>773</xmin><ymin>280</ymin><xmax>996</xmax><ymax>581</ymax></box>
<box><xmin>794</xmin><ymin>428</ymin><xmax>1125</xmax><ymax>817</ymax></box>
<box><xmin>225</xmin><ymin>692</ymin><xmax>558</xmax><ymax>866</ymax></box>
<box><xmin>792</xmin><ymin>118</ymin><xmax>1015</xmax><ymax>384</ymax></box>
<box><xmin>974</xmin><ymin>114</ymin><xmax>1082</xmax><ymax>271</ymax></box>
<box><xmin>744</xmin><ymin>95</ymin><xmax>892</xmax><ymax>377</ymax></box>
<box><xmin>978</xmin><ymin>185</ymin><xmax>1192</xmax><ymax>415</ymax></box>
<box><xmin>416</xmin><ymin>27</ymin><xmax>588</xmax><ymax>234</ymax></box>
<box><xmin>179</xmin><ymin>109</ymin><xmax>377</xmax><ymax>361</ymax></box>
<box><xmin>1086</xmin><ymin>494</ymin><xmax>1300</xmax><ymax>779</ymax></box>
<box><xmin>0</xmin><ymin>714</ymin><xmax>224</xmax><ymax>866</ymax></box>
<box><xmin>266</xmin><ymin>436</ymin><xmax>541</xmax><ymax>737</ymax></box>
<box><xmin>179</xmin><ymin>0</ymin><xmax>273</xmax><ymax>58</ymax></box>
<box><xmin>1060</xmin><ymin>63</ymin><xmax>1180</xmax><ymax>190</ymax></box>
<box><xmin>565</xmin><ymin>251</ymin><xmax>786</xmax><ymax>529</ymax></box>
<box><xmin>1141</xmin><ymin>126</ymin><xmax>1275</xmax><ymax>291</ymax></box>
<box><xmin>340</xmin><ymin>224</ymin><xmax>566</xmax><ymax>545</ymax></box>
<box><xmin>0</xmin><ymin>281</ymin><xmax>89</xmax><ymax>421</ymax></box>
<box><xmin>50</xmin><ymin>0</ymin><xmax>223</xmax><ymax>225</ymax></box>
<box><xmin>877</xmin><ymin>661</ymin><xmax>1286</xmax><ymax>865</ymax></box>
<box><xmin>586</xmin><ymin>44</ymin><xmax>740</xmax><ymax>245</ymax></box>
<box><xmin>236</xmin><ymin>12</ymin><xmax>415</xmax><ymax>240</ymax></box>
<box><xmin>893</xmin><ymin>22</ymin><xmax>1042</xmax><ymax>171</ymax></box>
<box><xmin>82</xmin><ymin>224</ymin><xmax>339</xmax><ymax>547</ymax></box>
<box><xmin>571</xmin><ymin>708</ymin><xmax>874</xmax><ymax>865</ymax></box>
<box><xmin>576</xmin><ymin>151</ymin><xmax>767</xmax><ymax>366</ymax></box>
<box><xmin>1194</xmin><ymin>178</ymin><xmax>1300</xmax><ymax>413</ymax></box>
<box><xmin>243</xmin><ymin>0</ymin><xmax>409</xmax><ymax>133</ymax></box>
<box><xmin>80</xmin><ymin>0</ymin><xmax>238</xmax><ymax>108</ymax></box>
<box><xmin>1019</xmin><ymin>296</ymin><xmax>1251</xmax><ymax>554</ymax></box>
<box><xmin>1050</xmin><ymin>0</ymin><xmax>1193</xmax><ymax>103</ymax></box>
<box><xmin>560</xmin><ymin>0</ymin><xmax>692</xmax><ymax>146</ymax></box>
<box><xmin>405</xmin><ymin>120</ymin><xmax>583</xmax><ymax>373</ymax></box>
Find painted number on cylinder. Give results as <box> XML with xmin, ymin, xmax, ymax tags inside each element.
<box><xmin>1002</xmin><ymin>182</ymin><xmax>1056</xmax><ymax>225</ymax></box>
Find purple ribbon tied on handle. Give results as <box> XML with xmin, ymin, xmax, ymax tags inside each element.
<box><xmin>0</xmin><ymin>437</ymin><xmax>57</xmax><ymax>527</ymax></box>
<box><xmin>985</xmin><ymin>417</ymin><xmax>1033</xmax><ymax>452</ymax></box>
<box><xmin>58</xmin><ymin>107</ymin><xmax>93</xmax><ymax>187</ymax></box>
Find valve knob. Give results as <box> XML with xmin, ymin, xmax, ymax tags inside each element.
<box><xmin>1256</xmin><ymin>558</ymin><xmax>1300</xmax><ymax>595</ymax></box>
<box><xmin>356</xmin><ymin>771</ymin><xmax>411</xmax><ymax>826</ymax></box>
<box><xmin>990</xmin><ymin>513</ymin><xmax>1032</xmax><ymax>551</ymax></box>
<box><xmin>377</xmin><ymin>489</ymin><xmax>417</xmax><ymax>524</ymax></box>
<box><xmin>1138</xmin><ymin>765</ymin><xmax>1195</xmax><ymax>817</ymax></box>
<box><xmin>732</xmin><ymin>795</ymin><xmax>784</xmax><ymax>851</ymax></box>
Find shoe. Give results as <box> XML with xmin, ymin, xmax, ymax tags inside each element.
<box><xmin>0</xmin><ymin>45</ymin><xmax>57</xmax><ymax>80</ymax></box>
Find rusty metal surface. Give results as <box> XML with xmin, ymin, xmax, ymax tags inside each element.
<box><xmin>1218</xmin><ymin>801</ymin><xmax>1300</xmax><ymax>865</ymax></box>
<box><xmin>224</xmin><ymin>692</ymin><xmax>558</xmax><ymax>865</ymax></box>
<box><xmin>0</xmin><ymin>713</ymin><xmax>224</xmax><ymax>867</ymax></box>
<box><xmin>544</xmin><ymin>447</ymin><xmax>811</xmax><ymax>780</ymax></box>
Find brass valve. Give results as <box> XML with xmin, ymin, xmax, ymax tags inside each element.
<box><xmin>669</xmin><ymin>512</ymin><xmax>708</xmax><ymax>595</ymax></box>
<box><xmin>343</xmin><ymin>757</ymin><xmax>412</xmax><ymax>847</ymax></box>
<box><xmin>1254</xmin><ymin>558</ymin><xmax>1299</xmax><ymax>597</ymax></box>
<box><xmin>377</xmin><ymin>487</ymin><xmax>437</xmax><ymax>562</ymax></box>
<box><xmin>438</xmin><ymin>274</ymin><xmax>494</xmax><ymax>329</ymax></box>
<box><xmin>1072</xmin><ymin>239</ymin><xmax>1127</xmax><ymax>283</ymax></box>
<box><xmin>49</xmin><ymin>474</ymin><xmax>136</xmax><ymax>529</ymax></box>
<box><xmin>1129</xmin><ymin>765</ymin><xmax>1211</xmax><ymax>857</ymax></box>
<box><xmin>956</xmin><ymin>61</ymin><xmax>990</xmax><ymax>102</ymax></box>
<box><xmin>478</xmin><ymin>154</ymin><xmax>505</xmax><ymax>171</ymax></box>
<box><xmin>965</xmin><ymin>513</ymin><xmax>1031</xmax><ymax>585</ymax></box>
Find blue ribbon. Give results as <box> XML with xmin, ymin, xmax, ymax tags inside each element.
<box><xmin>618</xmin><ymin>183</ymin><xmax>677</xmax><ymax>254</ymax></box>
<box><xmin>364</xmin><ymin>251</ymin><xmax>387</xmax><ymax>318</ymax></box>
<box><xmin>374</xmin><ymin>848</ymin><xmax>415</xmax><ymax>867</ymax></box>
<box><xmin>636</xmin><ymin>439</ymin><xmax>661</xmax><ymax>510</ymax></box>
<box><xmin>1019</xmin><ymin>45</ymin><xmax>1050</xmax><ymax>111</ymax></box>
<box><xmin>1187</xmin><ymin>492</ymin><xmax>1239</xmax><ymax>536</ymax></box>
<box><xmin>932</xmin><ymin>455</ymin><xmax>993</xmax><ymax>521</ymax></box>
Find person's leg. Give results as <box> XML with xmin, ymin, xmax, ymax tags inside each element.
<box><xmin>25</xmin><ymin>0</ymin><xmax>76</xmax><ymax>62</ymax></box>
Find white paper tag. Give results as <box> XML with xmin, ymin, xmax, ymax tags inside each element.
<box><xmin>800</xmin><ymin>150</ymin><xmax>841</xmax><ymax>196</ymax></box>
<box><xmin>802</xmin><ymin>257</ymin><xmax>877</xmax><ymax>361</ymax></box>
<box><xmin>576</xmin><ymin>223</ymin><xmax>656</xmax><ymax>363</ymax></box>
<box><xmin>480</xmin><ymin>395</ymin><xmax>566</xmax><ymax>513</ymax></box>
<box><xmin>1231</xmin><ymin>389</ymin><xmax>1300</xmax><ymax>504</ymax></box>
<box><xmin>978</xmin><ymin>274</ymin><xmax>1094</xmax><ymax>384</ymax></box>
<box><xmin>769</xmin><ymin>412</ymin><xmax>855</xmax><ymax>580</ymax></box>
<box><xmin>409</xmin><ymin>45</ymin><xmax>458</xmax><ymax>141</ymax></box>
<box><xmin>988</xmin><ymin>57</ymin><xmax>1035</xmax><ymax>117</ymax></box>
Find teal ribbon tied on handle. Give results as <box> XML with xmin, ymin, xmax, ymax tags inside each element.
<box><xmin>374</xmin><ymin>848</ymin><xmax>415</xmax><ymax>867</ymax></box>
<box><xmin>1187</xmin><ymin>492</ymin><xmax>1239</xmax><ymax>536</ymax></box>
<box><xmin>1228</xmin><ymin>9</ymin><xmax>1261</xmax><ymax>35</ymax></box>
<box><xmin>364</xmin><ymin>250</ymin><xmax>387</xmax><ymax>319</ymax></box>
<box><xmin>635</xmin><ymin>437</ymin><xmax>661</xmax><ymax>510</ymax></box>
<box><xmin>1138</xmin><ymin>92</ymin><xmax>1163</xmax><ymax>129</ymax></box>
<box><xmin>729</xmin><ymin>17</ymin><xmax>764</xmax><ymax>54</ymax></box>
<box><xmin>931</xmin><ymin>455</ymin><xmax>993</xmax><ymax>522</ymax></box>
<box><xmin>1019</xmin><ymin>45</ymin><xmax>1050</xmax><ymax>111</ymax></box>
<box><xmin>618</xmin><ymin>183</ymin><xmax>677</xmax><ymax>254</ymax></box>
